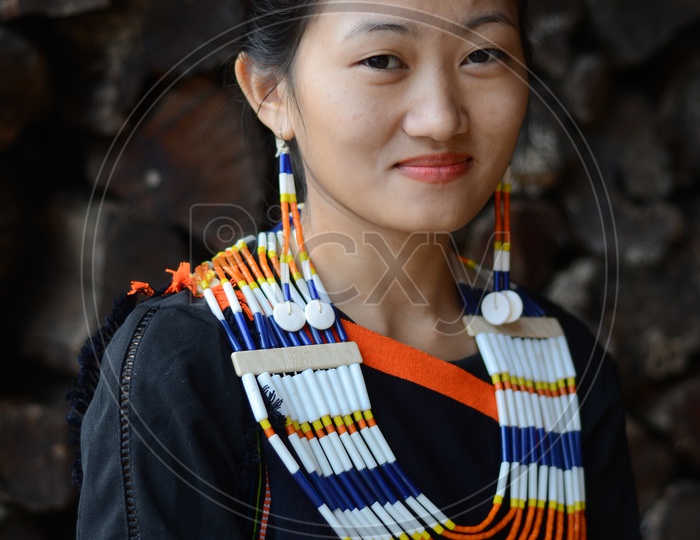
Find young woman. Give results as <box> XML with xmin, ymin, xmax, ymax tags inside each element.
<box><xmin>75</xmin><ymin>1</ymin><xmax>641</xmax><ymax>538</ymax></box>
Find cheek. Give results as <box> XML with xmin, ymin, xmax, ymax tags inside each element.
<box><xmin>295</xmin><ymin>82</ymin><xmax>370</xmax><ymax>147</ymax></box>
<box><xmin>488</xmin><ymin>105</ymin><xmax>526</xmax><ymax>143</ymax></box>
<box><xmin>473</xmin><ymin>80</ymin><xmax>529</xmax><ymax>139</ymax></box>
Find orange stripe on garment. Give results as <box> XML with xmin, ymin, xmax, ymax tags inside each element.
<box><xmin>344</xmin><ymin>320</ymin><xmax>498</xmax><ymax>422</ymax></box>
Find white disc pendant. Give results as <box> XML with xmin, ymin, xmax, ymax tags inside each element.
<box><xmin>305</xmin><ymin>299</ymin><xmax>336</xmax><ymax>330</ymax></box>
<box><xmin>273</xmin><ymin>301</ymin><xmax>305</xmax><ymax>332</ymax></box>
<box><xmin>481</xmin><ymin>291</ymin><xmax>511</xmax><ymax>326</ymax></box>
<box><xmin>503</xmin><ymin>290</ymin><xmax>524</xmax><ymax>323</ymax></box>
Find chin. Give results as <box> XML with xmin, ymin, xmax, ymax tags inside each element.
<box><xmin>378</xmin><ymin>211</ymin><xmax>476</xmax><ymax>236</ymax></box>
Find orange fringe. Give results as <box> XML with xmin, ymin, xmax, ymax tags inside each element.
<box><xmin>211</xmin><ymin>285</ymin><xmax>229</xmax><ymax>309</ymax></box>
<box><xmin>164</xmin><ymin>262</ymin><xmax>194</xmax><ymax>295</ymax></box>
<box><xmin>237</xmin><ymin>289</ymin><xmax>254</xmax><ymax>320</ymax></box>
<box><xmin>209</xmin><ymin>283</ymin><xmax>253</xmax><ymax>320</ymax></box>
<box><xmin>128</xmin><ymin>281</ymin><xmax>154</xmax><ymax>297</ymax></box>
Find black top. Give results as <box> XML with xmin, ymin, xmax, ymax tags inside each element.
<box><xmin>76</xmin><ymin>291</ymin><xmax>641</xmax><ymax>539</ymax></box>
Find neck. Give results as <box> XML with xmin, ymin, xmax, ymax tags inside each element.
<box><xmin>301</xmin><ymin>198</ymin><xmax>476</xmax><ymax>360</ymax></box>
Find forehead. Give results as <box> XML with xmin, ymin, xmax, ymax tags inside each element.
<box><xmin>314</xmin><ymin>0</ymin><xmax>519</xmax><ymax>40</ymax></box>
<box><xmin>317</xmin><ymin>0</ymin><xmax>519</xmax><ymax>22</ymax></box>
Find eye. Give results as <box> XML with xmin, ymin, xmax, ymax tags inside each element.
<box><xmin>465</xmin><ymin>48</ymin><xmax>506</xmax><ymax>65</ymax></box>
<box><xmin>361</xmin><ymin>55</ymin><xmax>405</xmax><ymax>70</ymax></box>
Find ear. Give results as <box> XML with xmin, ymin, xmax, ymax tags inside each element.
<box><xmin>235</xmin><ymin>53</ymin><xmax>294</xmax><ymax>139</ymax></box>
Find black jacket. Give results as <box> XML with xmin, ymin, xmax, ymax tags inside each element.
<box><xmin>76</xmin><ymin>291</ymin><xmax>641</xmax><ymax>539</ymax></box>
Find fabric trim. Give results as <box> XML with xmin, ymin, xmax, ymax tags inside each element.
<box><xmin>344</xmin><ymin>320</ymin><xmax>498</xmax><ymax>422</ymax></box>
<box><xmin>258</xmin><ymin>468</ymin><xmax>271</xmax><ymax>540</ymax></box>
<box><xmin>120</xmin><ymin>307</ymin><xmax>158</xmax><ymax>539</ymax></box>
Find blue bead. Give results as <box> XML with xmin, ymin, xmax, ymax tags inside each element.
<box><xmin>392</xmin><ymin>462</ymin><xmax>423</xmax><ymax>499</ymax></box>
<box><xmin>519</xmin><ymin>289</ymin><xmax>546</xmax><ymax>317</ymax></box>
<box><xmin>283</xmin><ymin>283</ymin><xmax>292</xmax><ymax>303</ymax></box>
<box><xmin>310</xmin><ymin>472</ymin><xmax>338</xmax><ymax>510</ymax></box>
<box><xmin>334</xmin><ymin>316</ymin><xmax>348</xmax><ymax>342</ymax></box>
<box><xmin>543</xmin><ymin>430</ymin><xmax>553</xmax><ymax>467</ymax></box>
<box><xmin>501</xmin><ymin>426</ymin><xmax>512</xmax><ymax>463</ymax></box>
<box><xmin>520</xmin><ymin>427</ymin><xmax>530</xmax><ymax>465</ymax></box>
<box><xmin>384</xmin><ymin>463</ymin><xmax>420</xmax><ymax>499</ymax></box>
<box><xmin>253</xmin><ymin>313</ymin><xmax>270</xmax><ymax>349</ymax></box>
<box><xmin>327</xmin><ymin>474</ymin><xmax>354</xmax><ymax>510</ymax></box>
<box><xmin>280</xmin><ymin>153</ymin><xmax>293</xmax><ymax>174</ymax></box>
<box><xmin>293</xmin><ymin>471</ymin><xmax>324</xmax><ymax>508</ymax></box>
<box><xmin>263</xmin><ymin>316</ymin><xmax>279</xmax><ymax>348</ymax></box>
<box><xmin>365</xmin><ymin>468</ymin><xmax>397</xmax><ymax>504</ymax></box>
<box><xmin>287</xmin><ymin>329</ymin><xmax>301</xmax><ymax>347</ymax></box>
<box><xmin>219</xmin><ymin>319</ymin><xmax>242</xmax><ymax>352</ymax></box>
<box><xmin>307</xmin><ymin>279</ymin><xmax>319</xmax><ymax>300</ymax></box>
<box><xmin>234</xmin><ymin>311</ymin><xmax>256</xmax><ymax>351</ymax></box>
<box><xmin>297</xmin><ymin>329</ymin><xmax>313</xmax><ymax>346</ymax></box>
<box><xmin>309</xmin><ymin>325</ymin><xmax>323</xmax><ymax>345</ymax></box>
<box><xmin>493</xmin><ymin>271</ymin><xmax>502</xmax><ymax>292</ymax></box>
<box><xmin>323</xmin><ymin>329</ymin><xmax>336</xmax><ymax>343</ymax></box>
<box><xmin>338</xmin><ymin>471</ymin><xmax>366</xmax><ymax>510</ymax></box>
<box><xmin>380</xmin><ymin>464</ymin><xmax>411</xmax><ymax>500</ymax></box>
<box><xmin>349</xmin><ymin>469</ymin><xmax>382</xmax><ymax>505</ymax></box>
<box><xmin>528</xmin><ymin>427</ymin><xmax>539</xmax><ymax>464</ymax></box>
<box><xmin>268</xmin><ymin>316</ymin><xmax>290</xmax><ymax>347</ymax></box>
<box><xmin>511</xmin><ymin>426</ymin><xmax>520</xmax><ymax>463</ymax></box>
<box><xmin>550</xmin><ymin>432</ymin><xmax>565</xmax><ymax>470</ymax></box>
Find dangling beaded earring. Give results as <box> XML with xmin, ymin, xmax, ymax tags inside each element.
<box><xmin>272</xmin><ymin>136</ymin><xmax>336</xmax><ymax>334</ymax></box>
<box><xmin>481</xmin><ymin>166</ymin><xmax>524</xmax><ymax>326</ymax></box>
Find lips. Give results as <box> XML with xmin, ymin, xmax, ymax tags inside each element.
<box><xmin>394</xmin><ymin>152</ymin><xmax>473</xmax><ymax>184</ymax></box>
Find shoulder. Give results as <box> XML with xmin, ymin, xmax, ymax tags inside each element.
<box><xmin>109</xmin><ymin>290</ymin><xmax>220</xmax><ymax>343</ymax></box>
<box><xmin>82</xmin><ymin>289</ymin><xmax>249</xmax><ymax>478</ymax></box>
<box><xmin>103</xmin><ymin>291</ymin><xmax>226</xmax><ymax>371</ymax></box>
<box><xmin>89</xmin><ymin>290</ymin><xmax>245</xmax><ymax>433</ymax></box>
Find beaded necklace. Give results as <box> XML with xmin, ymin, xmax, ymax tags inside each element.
<box><xmin>185</xmin><ymin>142</ymin><xmax>586</xmax><ymax>540</ymax></box>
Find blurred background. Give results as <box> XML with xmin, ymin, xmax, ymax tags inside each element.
<box><xmin>1</xmin><ymin>0</ymin><xmax>699</xmax><ymax>538</ymax></box>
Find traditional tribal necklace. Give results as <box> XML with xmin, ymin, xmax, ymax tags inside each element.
<box><xmin>162</xmin><ymin>140</ymin><xmax>586</xmax><ymax>540</ymax></box>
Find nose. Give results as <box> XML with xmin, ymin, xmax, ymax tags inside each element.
<box><xmin>402</xmin><ymin>70</ymin><xmax>468</xmax><ymax>142</ymax></box>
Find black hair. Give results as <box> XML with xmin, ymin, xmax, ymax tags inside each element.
<box><xmin>240</xmin><ymin>1</ymin><xmax>319</xmax><ymax>84</ymax></box>
<box><xmin>518</xmin><ymin>0</ymin><xmax>532</xmax><ymax>65</ymax></box>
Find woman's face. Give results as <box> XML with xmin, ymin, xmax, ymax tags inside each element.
<box><xmin>284</xmin><ymin>0</ymin><xmax>529</xmax><ymax>234</ymax></box>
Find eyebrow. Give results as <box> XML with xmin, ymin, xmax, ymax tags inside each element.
<box><xmin>343</xmin><ymin>20</ymin><xmax>418</xmax><ymax>40</ymax></box>
<box><xmin>461</xmin><ymin>12</ymin><xmax>517</xmax><ymax>33</ymax></box>
<box><xmin>342</xmin><ymin>11</ymin><xmax>517</xmax><ymax>42</ymax></box>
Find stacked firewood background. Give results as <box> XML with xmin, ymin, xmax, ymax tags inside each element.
<box><xmin>1</xmin><ymin>1</ymin><xmax>699</xmax><ymax>538</ymax></box>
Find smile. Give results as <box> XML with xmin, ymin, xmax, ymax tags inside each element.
<box><xmin>394</xmin><ymin>153</ymin><xmax>473</xmax><ymax>184</ymax></box>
